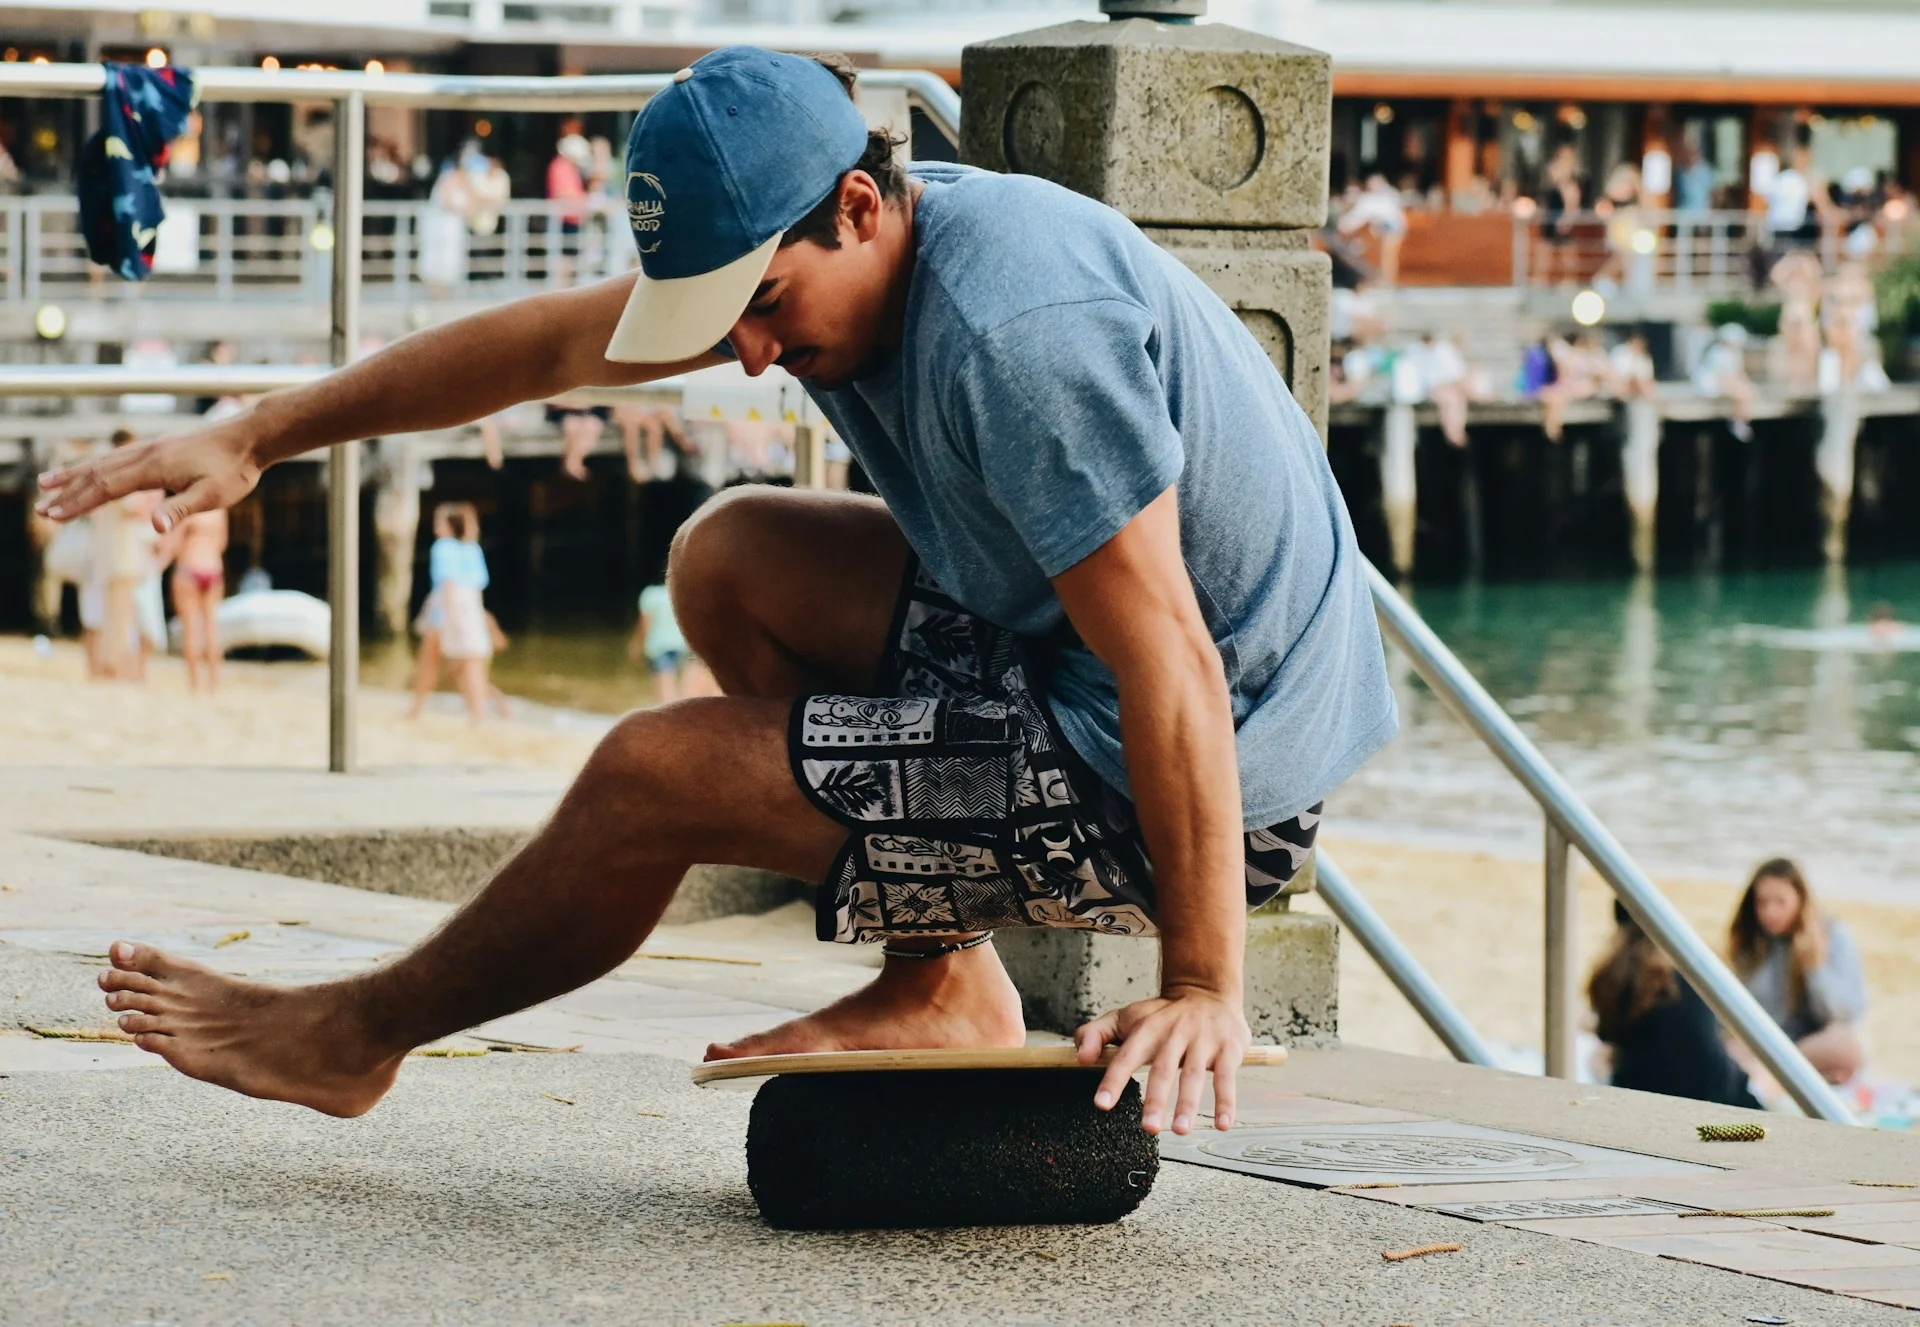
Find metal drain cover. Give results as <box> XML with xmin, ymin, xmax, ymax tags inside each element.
<box><xmin>1160</xmin><ymin>1119</ymin><xmax>1714</xmax><ymax>1188</ymax></box>
<box><xmin>1424</xmin><ymin>1195</ymin><xmax>1697</xmax><ymax>1222</ymax></box>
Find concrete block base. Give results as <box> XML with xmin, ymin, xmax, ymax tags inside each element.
<box><xmin>1244</xmin><ymin>909</ymin><xmax>1338</xmax><ymax>1047</ymax></box>
<box><xmin>996</xmin><ymin>909</ymin><xmax>1338</xmax><ymax>1045</ymax></box>
<box><xmin>995</xmin><ymin>927</ymin><xmax>1161</xmax><ymax>1035</ymax></box>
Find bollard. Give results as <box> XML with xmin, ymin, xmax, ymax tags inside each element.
<box><xmin>962</xmin><ymin>0</ymin><xmax>1333</xmax><ymax>438</ymax></box>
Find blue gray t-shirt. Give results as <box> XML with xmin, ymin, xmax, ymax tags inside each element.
<box><xmin>802</xmin><ymin>162</ymin><xmax>1395</xmax><ymax>827</ymax></box>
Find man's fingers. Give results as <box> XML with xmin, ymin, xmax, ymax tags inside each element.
<box><xmin>1211</xmin><ymin>1050</ymin><xmax>1240</xmax><ymax>1132</ymax></box>
<box><xmin>1075</xmin><ymin>1010</ymin><xmax>1120</xmax><ymax>1065</ymax></box>
<box><xmin>155</xmin><ymin>477</ymin><xmax>223</xmax><ymax>533</ymax></box>
<box><xmin>36</xmin><ymin>445</ymin><xmax>151</xmax><ymax>519</ymax></box>
<box><xmin>1140</xmin><ymin>1041</ymin><xmax>1186</xmax><ymax>1136</ymax></box>
<box><xmin>1093</xmin><ymin>1025</ymin><xmax>1156</xmax><ymax>1112</ymax></box>
<box><xmin>1171</xmin><ymin>1049</ymin><xmax>1213</xmax><ymax>1136</ymax></box>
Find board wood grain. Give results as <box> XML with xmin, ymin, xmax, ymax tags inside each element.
<box><xmin>692</xmin><ymin>1043</ymin><xmax>1287</xmax><ymax>1085</ymax></box>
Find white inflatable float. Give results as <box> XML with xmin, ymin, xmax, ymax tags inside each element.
<box><xmin>169</xmin><ymin>589</ymin><xmax>331</xmax><ymax>659</ymax></box>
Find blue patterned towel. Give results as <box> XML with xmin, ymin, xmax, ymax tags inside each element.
<box><xmin>78</xmin><ymin>62</ymin><xmax>198</xmax><ymax>280</ymax></box>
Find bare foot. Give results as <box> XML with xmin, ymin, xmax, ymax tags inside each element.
<box><xmin>99</xmin><ymin>941</ymin><xmax>404</xmax><ymax>1117</ymax></box>
<box><xmin>704</xmin><ymin>940</ymin><xmax>1025</xmax><ymax>1061</ymax></box>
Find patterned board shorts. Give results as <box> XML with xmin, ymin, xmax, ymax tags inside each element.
<box><xmin>789</xmin><ymin>563</ymin><xmax>1322</xmax><ymax>944</ymax></box>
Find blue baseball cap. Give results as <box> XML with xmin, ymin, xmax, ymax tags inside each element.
<box><xmin>606</xmin><ymin>47</ymin><xmax>871</xmax><ymax>363</ymax></box>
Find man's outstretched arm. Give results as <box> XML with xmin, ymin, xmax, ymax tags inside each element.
<box><xmin>1051</xmin><ymin>485</ymin><xmax>1251</xmax><ymax>1137</ymax></box>
<box><xmin>36</xmin><ymin>272</ymin><xmax>722</xmax><ymax>530</ymax></box>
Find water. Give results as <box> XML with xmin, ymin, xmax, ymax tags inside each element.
<box><xmin>375</xmin><ymin>562</ymin><xmax>1920</xmax><ymax>903</ymax></box>
<box><xmin>1331</xmin><ymin>560</ymin><xmax>1920</xmax><ymax>902</ymax></box>
<box><xmin>363</xmin><ymin>623</ymin><xmax>661</xmax><ymax>716</ymax></box>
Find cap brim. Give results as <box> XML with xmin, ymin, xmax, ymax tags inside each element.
<box><xmin>604</xmin><ymin>231</ymin><xmax>781</xmax><ymax>364</ymax></box>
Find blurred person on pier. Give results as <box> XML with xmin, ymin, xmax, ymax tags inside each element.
<box><xmin>549</xmin><ymin>400</ymin><xmax>611</xmax><ymax>480</ymax></box>
<box><xmin>1672</xmin><ymin>141</ymin><xmax>1716</xmax><ymax>217</ymax></box>
<box><xmin>1592</xmin><ymin>163</ymin><xmax>1644</xmax><ymax>292</ymax></box>
<box><xmin>617</xmin><ymin>402</ymin><xmax>695</xmax><ymax>485</ymax></box>
<box><xmin>1414</xmin><ymin>330</ymin><xmax>1475</xmax><ymax>448</ymax></box>
<box><xmin>1728</xmin><ymin>858</ymin><xmax>1866</xmax><ymax>1088</ymax></box>
<box><xmin>1337</xmin><ymin>174</ymin><xmax>1407</xmax><ymax>287</ymax></box>
<box><xmin>1771</xmin><ymin>248</ymin><xmax>1826</xmax><ymax>388</ymax></box>
<box><xmin>1537</xmin><ymin>143</ymin><xmax>1585</xmax><ymax>287</ymax></box>
<box><xmin>547</xmin><ymin>127</ymin><xmax>592</xmax><ymax>286</ymax></box>
<box><xmin>1605</xmin><ymin>330</ymin><xmax>1657</xmax><ymax>400</ymax></box>
<box><xmin>1693</xmin><ymin>323</ymin><xmax>1756</xmax><ymax>441</ymax></box>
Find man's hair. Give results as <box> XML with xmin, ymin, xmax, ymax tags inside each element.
<box><xmin>780</xmin><ymin>53</ymin><xmax>909</xmax><ymax>251</ymax></box>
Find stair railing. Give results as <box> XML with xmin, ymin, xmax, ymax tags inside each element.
<box><xmin>1351</xmin><ymin>560</ymin><xmax>1853</xmax><ymax>1124</ymax></box>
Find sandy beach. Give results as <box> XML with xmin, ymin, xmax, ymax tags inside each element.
<box><xmin>6</xmin><ymin>631</ymin><xmax>1918</xmax><ymax>1088</ymax></box>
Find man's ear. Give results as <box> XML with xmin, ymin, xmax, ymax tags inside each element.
<box><xmin>843</xmin><ymin>170</ymin><xmax>885</xmax><ymax>244</ymax></box>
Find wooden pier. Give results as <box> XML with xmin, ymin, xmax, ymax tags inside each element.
<box><xmin>1328</xmin><ymin>388</ymin><xmax>1920</xmax><ymax>580</ymax></box>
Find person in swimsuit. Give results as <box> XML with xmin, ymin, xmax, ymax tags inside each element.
<box><xmin>170</xmin><ymin>508</ymin><xmax>228</xmax><ymax>692</ymax></box>
<box><xmin>40</xmin><ymin>49</ymin><xmax>1394</xmax><ymax>1136</ymax></box>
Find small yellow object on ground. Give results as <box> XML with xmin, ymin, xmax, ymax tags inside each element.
<box><xmin>542</xmin><ymin>1093</ymin><xmax>577</xmax><ymax>1106</ymax></box>
<box><xmin>635</xmin><ymin>1110</ymin><xmax>667</xmax><ymax>1118</ymax></box>
<box><xmin>1383</xmin><ymin>1243</ymin><xmax>1461</xmax><ymax>1262</ymax></box>
<box><xmin>1680</xmin><ymin>1208</ymin><xmax>1835</xmax><ymax>1219</ymax></box>
<box><xmin>203</xmin><ymin>1273</ymin><xmax>229</xmax><ymax>1281</ymax></box>
<box><xmin>212</xmin><ymin>930</ymin><xmax>250</xmax><ymax>949</ymax></box>
<box><xmin>1696</xmin><ymin>1122</ymin><xmax>1767</xmax><ymax>1142</ymax></box>
<box><xmin>477</xmin><ymin>1037</ymin><xmax>580</xmax><ymax>1053</ymax></box>
<box><xmin>631</xmin><ymin>951</ymin><xmax>763</xmax><ymax>966</ymax></box>
<box><xmin>408</xmin><ymin>1046</ymin><xmax>488</xmax><ymax>1058</ymax></box>
<box><xmin>22</xmin><ymin>1024</ymin><xmax>134</xmax><ymax>1043</ymax></box>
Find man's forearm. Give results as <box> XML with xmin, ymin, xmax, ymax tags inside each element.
<box><xmin>246</xmin><ymin>274</ymin><xmax>711</xmax><ymax>467</ymax></box>
<box><xmin>1115</xmin><ymin>633</ymin><xmax>1246</xmax><ymax>999</ymax></box>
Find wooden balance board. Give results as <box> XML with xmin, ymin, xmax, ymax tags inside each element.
<box><xmin>691</xmin><ymin>1042</ymin><xmax>1287</xmax><ymax>1086</ymax></box>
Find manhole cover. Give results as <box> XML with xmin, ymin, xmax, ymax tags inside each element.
<box><xmin>1160</xmin><ymin>1119</ymin><xmax>1717</xmax><ymax>1189</ymax></box>
<box><xmin>1216</xmin><ymin>1132</ymin><xmax>1581</xmax><ymax>1177</ymax></box>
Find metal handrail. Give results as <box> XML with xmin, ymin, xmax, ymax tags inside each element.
<box><xmin>0</xmin><ymin>365</ymin><xmax>696</xmax><ymax>400</ymax></box>
<box><xmin>1365</xmin><ymin>560</ymin><xmax>1854</xmax><ymax>1124</ymax></box>
<box><xmin>1315</xmin><ymin>850</ymin><xmax>1498</xmax><ymax>1068</ymax></box>
<box><xmin>0</xmin><ymin>63</ymin><xmax>962</xmax><ymax>136</ymax></box>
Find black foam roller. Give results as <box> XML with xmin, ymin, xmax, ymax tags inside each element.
<box><xmin>745</xmin><ymin>1068</ymin><xmax>1158</xmax><ymax>1230</ymax></box>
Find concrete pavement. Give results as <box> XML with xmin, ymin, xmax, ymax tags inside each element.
<box><xmin>5</xmin><ymin>768</ymin><xmax>1919</xmax><ymax>1323</ymax></box>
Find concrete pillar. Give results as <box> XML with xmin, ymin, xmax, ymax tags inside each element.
<box><xmin>1621</xmin><ymin>397</ymin><xmax>1660</xmax><ymax>573</ymax></box>
<box><xmin>372</xmin><ymin>436</ymin><xmax>423</xmax><ymax>640</ymax></box>
<box><xmin>962</xmin><ymin>5</ymin><xmax>1333</xmax><ymax>437</ymax></box>
<box><xmin>1381</xmin><ymin>403</ymin><xmax>1417</xmax><ymax>577</ymax></box>
<box><xmin>1816</xmin><ymin>387</ymin><xmax>1858</xmax><ymax>563</ymax></box>
<box><xmin>961</xmin><ymin>0</ymin><xmax>1340</xmax><ymax>1044</ymax></box>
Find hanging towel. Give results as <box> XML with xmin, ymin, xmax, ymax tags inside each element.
<box><xmin>78</xmin><ymin>62</ymin><xmax>198</xmax><ymax>281</ymax></box>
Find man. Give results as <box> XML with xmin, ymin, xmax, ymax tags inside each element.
<box><xmin>39</xmin><ymin>48</ymin><xmax>1394</xmax><ymax>1138</ymax></box>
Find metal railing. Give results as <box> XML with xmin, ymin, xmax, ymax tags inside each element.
<box><xmin>1</xmin><ymin>60</ymin><xmax>960</xmax><ymax>772</ymax></box>
<box><xmin>1360</xmin><ymin>561</ymin><xmax>1853</xmax><ymax>1124</ymax></box>
<box><xmin>1</xmin><ymin>195</ymin><xmax>653</xmax><ymax>305</ymax></box>
<box><xmin>1314</xmin><ymin>848</ymin><xmax>1498</xmax><ymax>1068</ymax></box>
<box><xmin>1510</xmin><ymin>206</ymin><xmax>1898</xmax><ymax>294</ymax></box>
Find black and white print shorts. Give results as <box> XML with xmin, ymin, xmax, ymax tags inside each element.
<box><xmin>789</xmin><ymin>563</ymin><xmax>1322</xmax><ymax>944</ymax></box>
